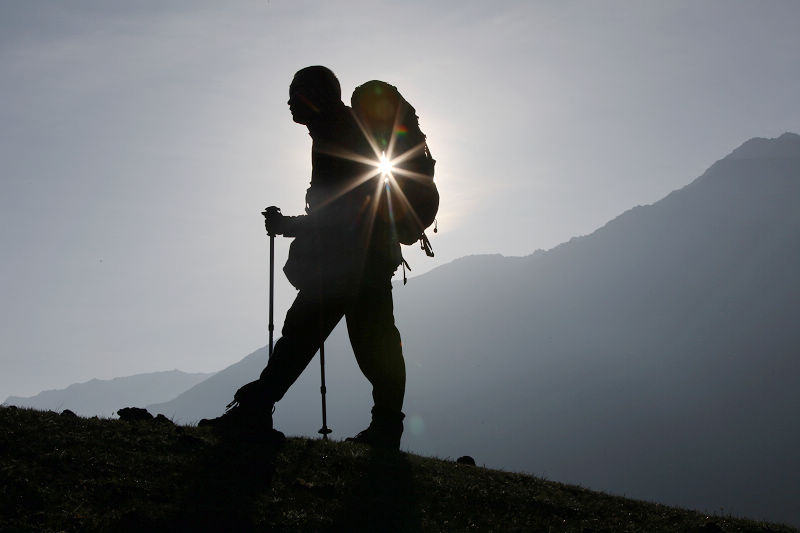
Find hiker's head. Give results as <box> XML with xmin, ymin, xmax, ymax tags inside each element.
<box><xmin>288</xmin><ymin>66</ymin><xmax>342</xmax><ymax>125</ymax></box>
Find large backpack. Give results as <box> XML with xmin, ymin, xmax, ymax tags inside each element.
<box><xmin>351</xmin><ymin>80</ymin><xmax>439</xmax><ymax>255</ymax></box>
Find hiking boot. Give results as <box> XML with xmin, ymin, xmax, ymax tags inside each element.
<box><xmin>346</xmin><ymin>410</ymin><xmax>404</xmax><ymax>450</ymax></box>
<box><xmin>198</xmin><ymin>403</ymin><xmax>284</xmax><ymax>442</ymax></box>
<box><xmin>198</xmin><ymin>380</ymin><xmax>284</xmax><ymax>443</ymax></box>
<box><xmin>346</xmin><ymin>426</ymin><xmax>401</xmax><ymax>450</ymax></box>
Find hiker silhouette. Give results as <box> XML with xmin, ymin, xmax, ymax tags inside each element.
<box><xmin>200</xmin><ymin>66</ymin><xmax>408</xmax><ymax>449</ymax></box>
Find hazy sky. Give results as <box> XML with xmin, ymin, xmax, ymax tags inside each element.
<box><xmin>2</xmin><ymin>1</ymin><xmax>799</xmax><ymax>399</ymax></box>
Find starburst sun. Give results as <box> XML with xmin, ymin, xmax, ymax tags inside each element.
<box><xmin>378</xmin><ymin>152</ymin><xmax>393</xmax><ymax>180</ymax></box>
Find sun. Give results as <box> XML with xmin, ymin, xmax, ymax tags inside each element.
<box><xmin>378</xmin><ymin>151</ymin><xmax>393</xmax><ymax>178</ymax></box>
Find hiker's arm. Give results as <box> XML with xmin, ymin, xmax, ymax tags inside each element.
<box><xmin>263</xmin><ymin>207</ymin><xmax>307</xmax><ymax>237</ymax></box>
<box><xmin>277</xmin><ymin>214</ymin><xmax>306</xmax><ymax>237</ymax></box>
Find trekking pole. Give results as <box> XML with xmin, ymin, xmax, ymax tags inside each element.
<box><xmin>318</xmin><ymin>340</ymin><xmax>332</xmax><ymax>439</ymax></box>
<box><xmin>268</xmin><ymin>231</ymin><xmax>275</xmax><ymax>359</ymax></box>
<box><xmin>263</xmin><ymin>207</ymin><xmax>280</xmax><ymax>359</ymax></box>
<box><xmin>315</xmin><ymin>249</ymin><xmax>332</xmax><ymax>440</ymax></box>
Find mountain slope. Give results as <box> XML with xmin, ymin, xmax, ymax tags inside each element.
<box><xmin>3</xmin><ymin>370</ymin><xmax>213</xmax><ymax>418</ymax></box>
<box><xmin>151</xmin><ymin>133</ymin><xmax>800</xmax><ymax>526</ymax></box>
<box><xmin>147</xmin><ymin>347</ymin><xmax>269</xmax><ymax>423</ymax></box>
<box><xmin>2</xmin><ymin>407</ymin><xmax>795</xmax><ymax>532</ymax></box>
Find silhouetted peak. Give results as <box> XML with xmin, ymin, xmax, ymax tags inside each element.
<box><xmin>724</xmin><ymin>132</ymin><xmax>800</xmax><ymax>160</ymax></box>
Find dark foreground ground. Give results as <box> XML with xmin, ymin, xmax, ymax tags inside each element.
<box><xmin>0</xmin><ymin>406</ymin><xmax>796</xmax><ymax>532</ymax></box>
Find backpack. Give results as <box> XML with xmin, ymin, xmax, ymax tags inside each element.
<box><xmin>351</xmin><ymin>80</ymin><xmax>439</xmax><ymax>255</ymax></box>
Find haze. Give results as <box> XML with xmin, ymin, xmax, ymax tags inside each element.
<box><xmin>2</xmin><ymin>1</ymin><xmax>799</xmax><ymax>399</ymax></box>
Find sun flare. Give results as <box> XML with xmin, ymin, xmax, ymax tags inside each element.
<box><xmin>309</xmin><ymin>114</ymin><xmax>432</xmax><ymax>248</ymax></box>
<box><xmin>378</xmin><ymin>152</ymin><xmax>393</xmax><ymax>177</ymax></box>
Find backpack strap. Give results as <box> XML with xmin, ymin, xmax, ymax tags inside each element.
<box><xmin>401</xmin><ymin>257</ymin><xmax>411</xmax><ymax>285</ymax></box>
<box><xmin>420</xmin><ymin>232</ymin><xmax>434</xmax><ymax>257</ymax></box>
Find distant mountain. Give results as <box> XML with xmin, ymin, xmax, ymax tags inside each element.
<box><xmin>150</xmin><ymin>133</ymin><xmax>800</xmax><ymax>527</ymax></box>
<box><xmin>147</xmin><ymin>349</ymin><xmax>269</xmax><ymax>423</ymax></box>
<box><xmin>4</xmin><ymin>370</ymin><xmax>214</xmax><ymax>417</ymax></box>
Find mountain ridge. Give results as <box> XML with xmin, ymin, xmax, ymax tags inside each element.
<box><xmin>724</xmin><ymin>131</ymin><xmax>800</xmax><ymax>160</ymax></box>
<box><xmin>4</xmin><ymin>369</ymin><xmax>214</xmax><ymax>418</ymax></box>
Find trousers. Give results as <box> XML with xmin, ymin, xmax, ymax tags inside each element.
<box><xmin>259</xmin><ymin>282</ymin><xmax>405</xmax><ymax>416</ymax></box>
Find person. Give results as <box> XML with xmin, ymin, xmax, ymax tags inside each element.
<box><xmin>200</xmin><ymin>66</ymin><xmax>406</xmax><ymax>449</ymax></box>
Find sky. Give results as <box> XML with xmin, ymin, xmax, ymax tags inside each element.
<box><xmin>2</xmin><ymin>0</ymin><xmax>799</xmax><ymax>399</ymax></box>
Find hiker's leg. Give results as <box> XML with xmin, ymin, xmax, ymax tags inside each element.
<box><xmin>258</xmin><ymin>290</ymin><xmax>345</xmax><ymax>404</ymax></box>
<box><xmin>345</xmin><ymin>284</ymin><xmax>405</xmax><ymax>415</ymax></box>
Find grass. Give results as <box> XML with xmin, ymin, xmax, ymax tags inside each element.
<box><xmin>0</xmin><ymin>406</ymin><xmax>796</xmax><ymax>532</ymax></box>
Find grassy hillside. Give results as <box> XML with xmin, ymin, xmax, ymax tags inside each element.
<box><xmin>0</xmin><ymin>407</ymin><xmax>795</xmax><ymax>533</ymax></box>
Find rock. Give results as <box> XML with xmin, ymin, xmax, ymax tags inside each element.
<box><xmin>456</xmin><ymin>455</ymin><xmax>476</xmax><ymax>466</ymax></box>
<box><xmin>154</xmin><ymin>413</ymin><xmax>174</xmax><ymax>425</ymax></box>
<box><xmin>117</xmin><ymin>407</ymin><xmax>154</xmax><ymax>422</ymax></box>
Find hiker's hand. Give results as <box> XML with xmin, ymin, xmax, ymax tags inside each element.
<box><xmin>263</xmin><ymin>206</ymin><xmax>284</xmax><ymax>236</ymax></box>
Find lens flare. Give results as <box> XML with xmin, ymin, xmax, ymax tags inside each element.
<box><xmin>408</xmin><ymin>414</ymin><xmax>425</xmax><ymax>435</ymax></box>
<box><xmin>378</xmin><ymin>152</ymin><xmax>393</xmax><ymax>177</ymax></box>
